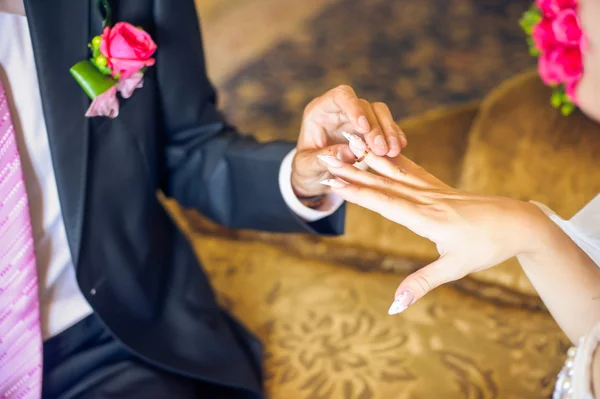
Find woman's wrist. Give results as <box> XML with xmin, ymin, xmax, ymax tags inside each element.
<box><xmin>505</xmin><ymin>199</ymin><xmax>557</xmax><ymax>257</ymax></box>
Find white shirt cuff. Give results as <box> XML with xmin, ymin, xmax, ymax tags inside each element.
<box><xmin>279</xmin><ymin>148</ymin><xmax>344</xmax><ymax>222</ymax></box>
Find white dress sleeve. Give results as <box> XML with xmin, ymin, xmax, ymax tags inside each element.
<box><xmin>532</xmin><ymin>195</ymin><xmax>600</xmax><ymax>266</ymax></box>
<box><xmin>532</xmin><ymin>195</ymin><xmax>600</xmax><ymax>399</ymax></box>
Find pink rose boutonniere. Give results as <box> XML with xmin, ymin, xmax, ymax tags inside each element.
<box><xmin>520</xmin><ymin>0</ymin><xmax>586</xmax><ymax>115</ymax></box>
<box><xmin>69</xmin><ymin>0</ymin><xmax>157</xmax><ymax>118</ymax></box>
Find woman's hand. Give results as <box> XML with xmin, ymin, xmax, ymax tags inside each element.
<box><xmin>318</xmin><ymin>134</ymin><xmax>550</xmax><ymax>314</ymax></box>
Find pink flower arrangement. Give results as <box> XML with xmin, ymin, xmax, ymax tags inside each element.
<box><xmin>70</xmin><ymin>19</ymin><xmax>157</xmax><ymax>118</ymax></box>
<box><xmin>520</xmin><ymin>0</ymin><xmax>585</xmax><ymax>115</ymax></box>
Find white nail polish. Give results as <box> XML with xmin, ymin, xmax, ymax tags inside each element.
<box><xmin>388</xmin><ymin>290</ymin><xmax>415</xmax><ymax>315</ymax></box>
<box><xmin>317</xmin><ymin>155</ymin><xmax>343</xmax><ymax>168</ymax></box>
<box><xmin>320</xmin><ymin>179</ymin><xmax>348</xmax><ymax>188</ymax></box>
<box><xmin>342</xmin><ymin>131</ymin><xmax>356</xmax><ymax>141</ymax></box>
<box><xmin>388</xmin><ymin>300</ymin><xmax>407</xmax><ymax>315</ymax></box>
<box><xmin>342</xmin><ymin>132</ymin><xmax>367</xmax><ymax>150</ymax></box>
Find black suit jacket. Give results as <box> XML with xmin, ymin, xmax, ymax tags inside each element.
<box><xmin>23</xmin><ymin>0</ymin><xmax>345</xmax><ymax>396</ymax></box>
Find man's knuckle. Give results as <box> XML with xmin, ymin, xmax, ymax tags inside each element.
<box><xmin>372</xmin><ymin>126</ymin><xmax>384</xmax><ymax>136</ymax></box>
<box><xmin>303</xmin><ymin>97</ymin><xmax>320</xmax><ymax>114</ymax></box>
<box><xmin>335</xmin><ymin>84</ymin><xmax>353</xmax><ymax>92</ymax></box>
<box><xmin>333</xmin><ymin>85</ymin><xmax>355</xmax><ymax>98</ymax></box>
<box><xmin>373</xmin><ymin>102</ymin><xmax>389</xmax><ymax>111</ymax></box>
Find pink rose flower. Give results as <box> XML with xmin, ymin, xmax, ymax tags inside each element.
<box><xmin>536</xmin><ymin>0</ymin><xmax>578</xmax><ymax>18</ymax></box>
<box><xmin>100</xmin><ymin>22</ymin><xmax>157</xmax><ymax>79</ymax></box>
<box><xmin>538</xmin><ymin>46</ymin><xmax>582</xmax><ymax>86</ymax></box>
<box><xmin>553</xmin><ymin>46</ymin><xmax>583</xmax><ymax>83</ymax></box>
<box><xmin>552</xmin><ymin>9</ymin><xmax>582</xmax><ymax>45</ymax></box>
<box><xmin>565</xmin><ymin>80</ymin><xmax>579</xmax><ymax>104</ymax></box>
<box><xmin>532</xmin><ymin>19</ymin><xmax>557</xmax><ymax>52</ymax></box>
<box><xmin>538</xmin><ymin>51</ymin><xmax>561</xmax><ymax>85</ymax></box>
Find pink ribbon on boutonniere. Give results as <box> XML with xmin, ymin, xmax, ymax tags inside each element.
<box><xmin>69</xmin><ymin>0</ymin><xmax>157</xmax><ymax>119</ymax></box>
<box><xmin>84</xmin><ymin>73</ymin><xmax>144</xmax><ymax>118</ymax></box>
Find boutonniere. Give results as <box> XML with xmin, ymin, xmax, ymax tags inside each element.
<box><xmin>69</xmin><ymin>0</ymin><xmax>157</xmax><ymax>118</ymax></box>
<box><xmin>520</xmin><ymin>0</ymin><xmax>586</xmax><ymax>116</ymax></box>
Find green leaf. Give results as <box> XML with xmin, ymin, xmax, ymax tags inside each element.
<box><xmin>527</xmin><ymin>37</ymin><xmax>541</xmax><ymax>56</ymax></box>
<box><xmin>96</xmin><ymin>63</ymin><xmax>113</xmax><ymax>76</ymax></box>
<box><xmin>88</xmin><ymin>58</ymin><xmax>110</xmax><ymax>76</ymax></box>
<box><xmin>561</xmin><ymin>103</ymin><xmax>575</xmax><ymax>116</ymax></box>
<box><xmin>519</xmin><ymin>8</ymin><xmax>542</xmax><ymax>35</ymax></box>
<box><xmin>550</xmin><ymin>91</ymin><xmax>563</xmax><ymax>108</ymax></box>
<box><xmin>70</xmin><ymin>60</ymin><xmax>117</xmax><ymax>99</ymax></box>
<box><xmin>92</xmin><ymin>46</ymin><xmax>101</xmax><ymax>60</ymax></box>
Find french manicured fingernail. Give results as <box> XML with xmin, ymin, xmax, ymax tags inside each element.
<box><xmin>317</xmin><ymin>155</ymin><xmax>344</xmax><ymax>168</ymax></box>
<box><xmin>375</xmin><ymin>135</ymin><xmax>387</xmax><ymax>150</ymax></box>
<box><xmin>358</xmin><ymin>116</ymin><xmax>370</xmax><ymax>131</ymax></box>
<box><xmin>342</xmin><ymin>132</ymin><xmax>367</xmax><ymax>151</ymax></box>
<box><xmin>320</xmin><ymin>179</ymin><xmax>348</xmax><ymax>188</ymax></box>
<box><xmin>388</xmin><ymin>290</ymin><xmax>415</xmax><ymax>315</ymax></box>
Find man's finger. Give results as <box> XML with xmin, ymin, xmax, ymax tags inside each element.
<box><xmin>358</xmin><ymin>100</ymin><xmax>389</xmax><ymax>156</ymax></box>
<box><xmin>329</xmin><ymin>85</ymin><xmax>371</xmax><ymax>133</ymax></box>
<box><xmin>372</xmin><ymin>102</ymin><xmax>405</xmax><ymax>157</ymax></box>
<box><xmin>388</xmin><ymin>255</ymin><xmax>457</xmax><ymax>315</ymax></box>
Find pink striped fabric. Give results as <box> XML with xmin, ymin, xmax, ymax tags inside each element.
<box><xmin>0</xmin><ymin>80</ymin><xmax>42</xmax><ymax>399</ymax></box>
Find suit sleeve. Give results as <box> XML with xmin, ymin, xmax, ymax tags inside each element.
<box><xmin>152</xmin><ymin>0</ymin><xmax>345</xmax><ymax>234</ymax></box>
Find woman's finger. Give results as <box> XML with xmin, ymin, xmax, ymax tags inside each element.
<box><xmin>372</xmin><ymin>102</ymin><xmax>406</xmax><ymax>157</ymax></box>
<box><xmin>325</xmin><ymin>162</ymin><xmax>413</xmax><ymax>199</ymax></box>
<box><xmin>388</xmin><ymin>255</ymin><xmax>458</xmax><ymax>315</ymax></box>
<box><xmin>342</xmin><ymin>132</ymin><xmax>433</xmax><ymax>188</ymax></box>
<box><xmin>321</xmin><ymin>179</ymin><xmax>419</xmax><ymax>227</ymax></box>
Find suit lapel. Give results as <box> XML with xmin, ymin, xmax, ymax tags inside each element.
<box><xmin>24</xmin><ymin>0</ymin><xmax>92</xmax><ymax>266</ymax></box>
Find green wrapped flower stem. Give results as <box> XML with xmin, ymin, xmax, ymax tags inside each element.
<box><xmin>69</xmin><ymin>60</ymin><xmax>117</xmax><ymax>100</ymax></box>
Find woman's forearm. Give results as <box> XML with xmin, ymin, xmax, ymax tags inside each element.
<box><xmin>517</xmin><ymin>204</ymin><xmax>600</xmax><ymax>343</ymax></box>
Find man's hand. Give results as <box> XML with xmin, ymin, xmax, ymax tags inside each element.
<box><xmin>291</xmin><ymin>85</ymin><xmax>406</xmax><ymax>198</ymax></box>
